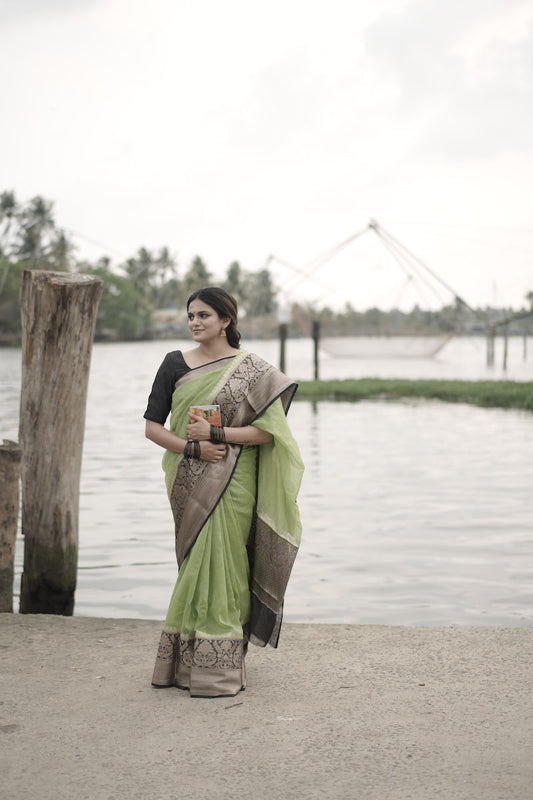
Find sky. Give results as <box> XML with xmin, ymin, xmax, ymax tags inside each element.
<box><xmin>1</xmin><ymin>0</ymin><xmax>532</xmax><ymax>311</ymax></box>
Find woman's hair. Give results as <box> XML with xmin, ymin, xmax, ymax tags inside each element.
<box><xmin>187</xmin><ymin>286</ymin><xmax>241</xmax><ymax>349</ymax></box>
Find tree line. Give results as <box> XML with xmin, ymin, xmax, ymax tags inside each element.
<box><xmin>0</xmin><ymin>191</ymin><xmax>277</xmax><ymax>342</ymax></box>
<box><xmin>1</xmin><ymin>190</ymin><xmax>532</xmax><ymax>344</ymax></box>
<box><xmin>291</xmin><ymin>298</ymin><xmax>533</xmax><ymax>338</ymax></box>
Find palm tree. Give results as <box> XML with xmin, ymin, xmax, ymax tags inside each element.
<box><xmin>0</xmin><ymin>191</ymin><xmax>17</xmax><ymax>247</ymax></box>
<box><xmin>223</xmin><ymin>261</ymin><xmax>246</xmax><ymax>304</ymax></box>
<box><xmin>242</xmin><ymin>268</ymin><xmax>277</xmax><ymax>316</ymax></box>
<box><xmin>49</xmin><ymin>230</ymin><xmax>76</xmax><ymax>271</ymax></box>
<box><xmin>16</xmin><ymin>195</ymin><xmax>56</xmax><ymax>265</ymax></box>
<box><xmin>155</xmin><ymin>246</ymin><xmax>177</xmax><ymax>283</ymax></box>
<box><xmin>0</xmin><ymin>191</ymin><xmax>19</xmax><ymax>297</ymax></box>
<box><xmin>183</xmin><ymin>256</ymin><xmax>213</xmax><ymax>294</ymax></box>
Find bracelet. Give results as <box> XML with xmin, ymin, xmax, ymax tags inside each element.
<box><xmin>184</xmin><ymin>440</ymin><xmax>201</xmax><ymax>458</ymax></box>
<box><xmin>210</xmin><ymin>425</ymin><xmax>226</xmax><ymax>444</ymax></box>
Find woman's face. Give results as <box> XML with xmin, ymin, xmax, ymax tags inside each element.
<box><xmin>187</xmin><ymin>298</ymin><xmax>228</xmax><ymax>343</ymax></box>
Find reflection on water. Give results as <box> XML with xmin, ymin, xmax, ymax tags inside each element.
<box><xmin>1</xmin><ymin>338</ymin><xmax>533</xmax><ymax>626</ymax></box>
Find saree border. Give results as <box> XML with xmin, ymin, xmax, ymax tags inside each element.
<box><xmin>152</xmin><ymin>631</ymin><xmax>246</xmax><ymax>696</ymax></box>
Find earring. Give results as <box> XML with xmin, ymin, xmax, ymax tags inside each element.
<box><xmin>220</xmin><ymin>327</ymin><xmax>227</xmax><ymax>337</ymax></box>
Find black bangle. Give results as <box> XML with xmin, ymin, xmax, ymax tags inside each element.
<box><xmin>184</xmin><ymin>440</ymin><xmax>201</xmax><ymax>459</ymax></box>
<box><xmin>210</xmin><ymin>425</ymin><xmax>226</xmax><ymax>443</ymax></box>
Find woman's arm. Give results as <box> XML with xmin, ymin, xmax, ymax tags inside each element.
<box><xmin>145</xmin><ymin>420</ymin><xmax>186</xmax><ymax>452</ymax></box>
<box><xmin>186</xmin><ymin>415</ymin><xmax>273</xmax><ymax>445</ymax></box>
<box><xmin>223</xmin><ymin>425</ymin><xmax>272</xmax><ymax>445</ymax></box>
<box><xmin>145</xmin><ymin>420</ymin><xmax>227</xmax><ymax>462</ymax></box>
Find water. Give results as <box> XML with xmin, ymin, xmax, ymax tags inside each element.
<box><xmin>1</xmin><ymin>337</ymin><xmax>532</xmax><ymax>626</ymax></box>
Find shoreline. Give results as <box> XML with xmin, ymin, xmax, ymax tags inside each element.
<box><xmin>2</xmin><ymin>613</ymin><xmax>532</xmax><ymax>799</ymax></box>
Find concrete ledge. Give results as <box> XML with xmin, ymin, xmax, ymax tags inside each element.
<box><xmin>1</xmin><ymin>614</ymin><xmax>532</xmax><ymax>800</ymax></box>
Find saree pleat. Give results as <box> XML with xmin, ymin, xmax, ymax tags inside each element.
<box><xmin>151</xmin><ymin>353</ymin><xmax>303</xmax><ymax>697</ymax></box>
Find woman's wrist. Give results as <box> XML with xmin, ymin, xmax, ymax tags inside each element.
<box><xmin>183</xmin><ymin>440</ymin><xmax>201</xmax><ymax>458</ymax></box>
<box><xmin>209</xmin><ymin>425</ymin><xmax>226</xmax><ymax>444</ymax></box>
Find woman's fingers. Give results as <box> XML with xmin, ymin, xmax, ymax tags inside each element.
<box><xmin>199</xmin><ymin>442</ymin><xmax>227</xmax><ymax>462</ymax></box>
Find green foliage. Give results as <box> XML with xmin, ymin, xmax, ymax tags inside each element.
<box><xmin>1</xmin><ymin>192</ymin><xmax>74</xmax><ymax>269</ymax></box>
<box><xmin>296</xmin><ymin>378</ymin><xmax>533</xmax><ymax>411</ymax></box>
<box><xmin>222</xmin><ymin>261</ymin><xmax>245</xmax><ymax>305</ymax></box>
<box><xmin>221</xmin><ymin>261</ymin><xmax>277</xmax><ymax>317</ymax></box>
<box><xmin>183</xmin><ymin>256</ymin><xmax>213</xmax><ymax>295</ymax></box>
<box><xmin>0</xmin><ymin>191</ymin><xmax>75</xmax><ymax>339</ymax></box>
<box><xmin>121</xmin><ymin>246</ymin><xmax>180</xmax><ymax>318</ymax></box>
<box><xmin>2</xmin><ymin>187</ymin><xmax>531</xmax><ymax>344</ymax></box>
<box><xmin>291</xmin><ymin>299</ymin><xmax>532</xmax><ymax>337</ymax></box>
<box><xmin>241</xmin><ymin>268</ymin><xmax>277</xmax><ymax>316</ymax></box>
<box><xmin>0</xmin><ymin>260</ymin><xmax>29</xmax><ymax>335</ymax></box>
<box><xmin>82</xmin><ymin>262</ymin><xmax>150</xmax><ymax>340</ymax></box>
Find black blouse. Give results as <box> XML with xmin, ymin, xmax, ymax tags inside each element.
<box><xmin>143</xmin><ymin>351</ymin><xmax>191</xmax><ymax>424</ymax></box>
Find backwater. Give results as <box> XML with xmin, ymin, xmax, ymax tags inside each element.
<box><xmin>1</xmin><ymin>336</ymin><xmax>532</xmax><ymax>626</ymax></box>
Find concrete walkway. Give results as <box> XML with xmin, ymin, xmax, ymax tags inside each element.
<box><xmin>1</xmin><ymin>614</ymin><xmax>532</xmax><ymax>800</ymax></box>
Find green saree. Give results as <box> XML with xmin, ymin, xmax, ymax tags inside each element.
<box><xmin>151</xmin><ymin>351</ymin><xmax>303</xmax><ymax>697</ymax></box>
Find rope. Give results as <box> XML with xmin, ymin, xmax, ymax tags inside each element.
<box><xmin>372</xmin><ymin>226</ymin><xmax>448</xmax><ymax>309</ymax></box>
<box><xmin>281</xmin><ymin>225</ymin><xmax>369</xmax><ymax>294</ymax></box>
<box><xmin>371</xmin><ymin>222</ymin><xmax>484</xmax><ymax>319</ymax></box>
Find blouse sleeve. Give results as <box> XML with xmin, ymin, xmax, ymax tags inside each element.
<box><xmin>143</xmin><ymin>352</ymin><xmax>179</xmax><ymax>424</ymax></box>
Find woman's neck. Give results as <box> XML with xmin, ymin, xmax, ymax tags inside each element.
<box><xmin>184</xmin><ymin>342</ymin><xmax>239</xmax><ymax>367</ymax></box>
<box><xmin>201</xmin><ymin>339</ymin><xmax>239</xmax><ymax>358</ymax></box>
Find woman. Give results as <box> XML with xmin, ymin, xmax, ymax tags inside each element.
<box><xmin>144</xmin><ymin>287</ymin><xmax>303</xmax><ymax>697</ymax></box>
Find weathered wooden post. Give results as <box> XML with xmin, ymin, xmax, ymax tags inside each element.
<box><xmin>279</xmin><ymin>322</ymin><xmax>287</xmax><ymax>373</ymax></box>
<box><xmin>278</xmin><ymin>305</ymin><xmax>290</xmax><ymax>374</ymax></box>
<box><xmin>502</xmin><ymin>322</ymin><xmax>509</xmax><ymax>371</ymax></box>
<box><xmin>312</xmin><ymin>319</ymin><xmax>320</xmax><ymax>381</ymax></box>
<box><xmin>19</xmin><ymin>270</ymin><xmax>103</xmax><ymax>614</ymax></box>
<box><xmin>0</xmin><ymin>440</ymin><xmax>23</xmax><ymax>612</ymax></box>
<box><xmin>486</xmin><ymin>324</ymin><xmax>495</xmax><ymax>367</ymax></box>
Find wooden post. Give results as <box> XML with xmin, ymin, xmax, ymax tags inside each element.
<box><xmin>502</xmin><ymin>323</ymin><xmax>509</xmax><ymax>371</ymax></box>
<box><xmin>279</xmin><ymin>322</ymin><xmax>288</xmax><ymax>373</ymax></box>
<box><xmin>0</xmin><ymin>440</ymin><xmax>22</xmax><ymax>612</ymax></box>
<box><xmin>486</xmin><ymin>325</ymin><xmax>495</xmax><ymax>366</ymax></box>
<box><xmin>19</xmin><ymin>270</ymin><xmax>103</xmax><ymax>615</ymax></box>
<box><xmin>312</xmin><ymin>319</ymin><xmax>320</xmax><ymax>381</ymax></box>
<box><xmin>523</xmin><ymin>334</ymin><xmax>527</xmax><ymax>361</ymax></box>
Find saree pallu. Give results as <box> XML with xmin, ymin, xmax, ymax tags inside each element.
<box><xmin>151</xmin><ymin>351</ymin><xmax>304</xmax><ymax>697</ymax></box>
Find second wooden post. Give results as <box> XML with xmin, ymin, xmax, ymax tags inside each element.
<box><xmin>312</xmin><ymin>319</ymin><xmax>320</xmax><ymax>381</ymax></box>
<box><xmin>0</xmin><ymin>440</ymin><xmax>23</xmax><ymax>612</ymax></box>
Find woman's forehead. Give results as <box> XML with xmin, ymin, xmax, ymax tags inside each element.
<box><xmin>188</xmin><ymin>298</ymin><xmax>216</xmax><ymax>314</ymax></box>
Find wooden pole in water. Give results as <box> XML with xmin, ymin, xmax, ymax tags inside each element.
<box><xmin>486</xmin><ymin>324</ymin><xmax>495</xmax><ymax>366</ymax></box>
<box><xmin>312</xmin><ymin>319</ymin><xmax>320</xmax><ymax>381</ymax></box>
<box><xmin>502</xmin><ymin>322</ymin><xmax>509</xmax><ymax>371</ymax></box>
<box><xmin>279</xmin><ymin>322</ymin><xmax>288</xmax><ymax>373</ymax></box>
<box><xmin>0</xmin><ymin>440</ymin><xmax>22</xmax><ymax>612</ymax></box>
<box><xmin>19</xmin><ymin>270</ymin><xmax>103</xmax><ymax>615</ymax></box>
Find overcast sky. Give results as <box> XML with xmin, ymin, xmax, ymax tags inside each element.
<box><xmin>1</xmin><ymin>0</ymin><xmax>532</xmax><ymax>310</ymax></box>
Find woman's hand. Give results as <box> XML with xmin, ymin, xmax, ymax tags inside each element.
<box><xmin>199</xmin><ymin>441</ymin><xmax>227</xmax><ymax>463</ymax></box>
<box><xmin>186</xmin><ymin>413</ymin><xmax>211</xmax><ymax>441</ymax></box>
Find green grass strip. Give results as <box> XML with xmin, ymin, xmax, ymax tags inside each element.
<box><xmin>295</xmin><ymin>378</ymin><xmax>533</xmax><ymax>411</ymax></box>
